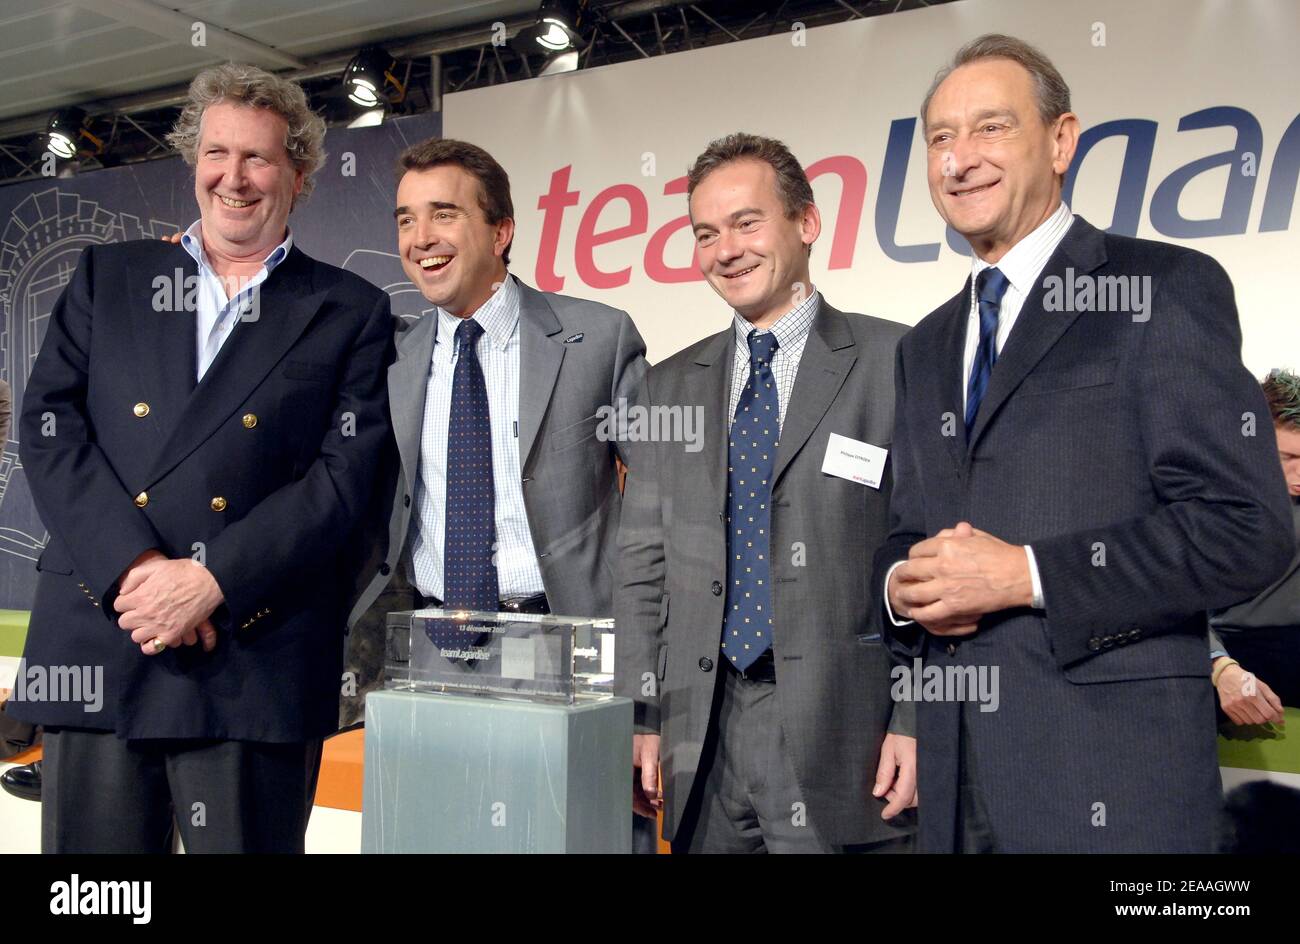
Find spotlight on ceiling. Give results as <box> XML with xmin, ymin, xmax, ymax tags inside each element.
<box><xmin>342</xmin><ymin>47</ymin><xmax>403</xmax><ymax>110</ymax></box>
<box><xmin>524</xmin><ymin>0</ymin><xmax>585</xmax><ymax>53</ymax></box>
<box><xmin>46</xmin><ymin>108</ymin><xmax>88</xmax><ymax>159</ymax></box>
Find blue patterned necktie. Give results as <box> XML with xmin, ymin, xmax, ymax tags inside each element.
<box><xmin>965</xmin><ymin>266</ymin><xmax>1010</xmax><ymax>437</ymax></box>
<box><xmin>722</xmin><ymin>330</ymin><xmax>780</xmax><ymax>672</ymax></box>
<box><xmin>442</xmin><ymin>318</ymin><xmax>498</xmax><ymax>612</ymax></box>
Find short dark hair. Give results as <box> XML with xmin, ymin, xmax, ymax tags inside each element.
<box><xmin>1263</xmin><ymin>369</ymin><xmax>1300</xmax><ymax>431</ymax></box>
<box><xmin>397</xmin><ymin>137</ymin><xmax>514</xmax><ymax>265</ymax></box>
<box><xmin>686</xmin><ymin>132</ymin><xmax>814</xmax><ymax>221</ymax></box>
<box><xmin>922</xmin><ymin>33</ymin><xmax>1072</xmax><ymax>132</ymax></box>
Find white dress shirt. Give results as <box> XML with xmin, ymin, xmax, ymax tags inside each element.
<box><xmin>180</xmin><ymin>220</ymin><xmax>292</xmax><ymax>381</ymax></box>
<box><xmin>408</xmin><ymin>274</ymin><xmax>545</xmax><ymax>602</ymax></box>
<box><xmin>727</xmin><ymin>288</ymin><xmax>820</xmax><ymax>431</ymax></box>
<box><xmin>886</xmin><ymin>203</ymin><xmax>1074</xmax><ymax>625</ymax></box>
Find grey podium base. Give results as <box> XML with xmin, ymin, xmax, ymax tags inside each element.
<box><xmin>362</xmin><ymin>688</ymin><xmax>633</xmax><ymax>853</ymax></box>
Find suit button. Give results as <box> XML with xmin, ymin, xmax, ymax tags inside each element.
<box><xmin>403</xmin><ymin>494</ymin><xmax>411</xmax><ymax>508</ymax></box>
<box><xmin>710</xmin><ymin>581</ymin><xmax>722</xmax><ymax>596</ymax></box>
<box><xmin>133</xmin><ymin>402</ymin><xmax>150</xmax><ymax>417</ymax></box>
<box><xmin>379</xmin><ymin>563</ymin><xmax>391</xmax><ymax>576</ymax></box>
<box><xmin>242</xmin><ymin>413</ymin><xmax>258</xmax><ymax>429</ymax></box>
<box><xmin>133</xmin><ymin>491</ymin><xmax>148</xmax><ymax>508</ymax></box>
<box><xmin>210</xmin><ymin>496</ymin><xmax>227</xmax><ymax>512</ymax></box>
<box><xmin>698</xmin><ymin>657</ymin><xmax>714</xmax><ymax>672</ymax></box>
<box><xmin>1087</xmin><ymin>636</ymin><xmax>1102</xmax><ymax>651</ymax></box>
<box><xmin>946</xmin><ymin>643</ymin><xmax>957</xmax><ymax>656</ymax></box>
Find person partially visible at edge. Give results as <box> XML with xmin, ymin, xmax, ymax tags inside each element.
<box><xmin>1210</xmin><ymin>368</ymin><xmax>1300</xmax><ymax>723</ymax></box>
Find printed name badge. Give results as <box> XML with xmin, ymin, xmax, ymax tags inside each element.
<box><xmin>821</xmin><ymin>433</ymin><xmax>887</xmax><ymax>489</ymax></box>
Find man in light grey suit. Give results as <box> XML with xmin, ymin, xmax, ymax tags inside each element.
<box><xmin>347</xmin><ymin>138</ymin><xmax>646</xmax><ymax>722</ymax></box>
<box><xmin>615</xmin><ymin>133</ymin><xmax>915</xmax><ymax>853</ymax></box>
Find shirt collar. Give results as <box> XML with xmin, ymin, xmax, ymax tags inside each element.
<box><xmin>969</xmin><ymin>202</ymin><xmax>1074</xmax><ymax>296</ymax></box>
<box><xmin>731</xmin><ymin>287</ymin><xmax>820</xmax><ymax>353</ymax></box>
<box><xmin>435</xmin><ymin>272</ymin><xmax>520</xmax><ymax>353</ymax></box>
<box><xmin>180</xmin><ymin>219</ymin><xmax>293</xmax><ymax>276</ymax></box>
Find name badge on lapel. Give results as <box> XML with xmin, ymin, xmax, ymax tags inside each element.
<box><xmin>821</xmin><ymin>433</ymin><xmax>887</xmax><ymax>489</ymax></box>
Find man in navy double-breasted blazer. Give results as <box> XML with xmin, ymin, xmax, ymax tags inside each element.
<box><xmin>9</xmin><ymin>63</ymin><xmax>392</xmax><ymax>853</ymax></box>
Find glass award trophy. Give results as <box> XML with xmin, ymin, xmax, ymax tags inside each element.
<box><xmin>385</xmin><ymin>609</ymin><xmax>616</xmax><ymax>703</ymax></box>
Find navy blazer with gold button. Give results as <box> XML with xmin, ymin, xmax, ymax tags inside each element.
<box><xmin>10</xmin><ymin>239</ymin><xmax>393</xmax><ymax>742</ymax></box>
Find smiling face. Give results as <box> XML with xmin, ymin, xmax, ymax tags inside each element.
<box><xmin>194</xmin><ymin>101</ymin><xmax>302</xmax><ymax>262</ymax></box>
<box><xmin>395</xmin><ymin>164</ymin><xmax>513</xmax><ymax>317</ymax></box>
<box><xmin>689</xmin><ymin>159</ymin><xmax>819</xmax><ymax>329</ymax></box>
<box><xmin>924</xmin><ymin>57</ymin><xmax>1078</xmax><ymax>262</ymax></box>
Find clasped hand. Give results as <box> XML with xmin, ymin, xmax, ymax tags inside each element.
<box><xmin>887</xmin><ymin>522</ymin><xmax>1033</xmax><ymax>636</ymax></box>
<box><xmin>113</xmin><ymin>550</ymin><xmax>222</xmax><ymax>656</ymax></box>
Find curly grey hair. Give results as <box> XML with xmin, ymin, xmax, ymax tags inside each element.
<box><xmin>166</xmin><ymin>63</ymin><xmax>326</xmax><ymax>202</ymax></box>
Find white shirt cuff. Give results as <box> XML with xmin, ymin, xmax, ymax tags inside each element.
<box><xmin>883</xmin><ymin>559</ymin><xmax>915</xmax><ymax>627</ymax></box>
<box><xmin>1025</xmin><ymin>544</ymin><xmax>1045</xmax><ymax>609</ymax></box>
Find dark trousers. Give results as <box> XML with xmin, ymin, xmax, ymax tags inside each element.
<box><xmin>42</xmin><ymin>727</ymin><xmax>323</xmax><ymax>854</ymax></box>
<box><xmin>956</xmin><ymin>709</ymin><xmax>998</xmax><ymax>854</ymax></box>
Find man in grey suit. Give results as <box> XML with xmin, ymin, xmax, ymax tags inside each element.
<box><xmin>615</xmin><ymin>133</ymin><xmax>915</xmax><ymax>853</ymax></box>
<box><xmin>875</xmin><ymin>35</ymin><xmax>1294</xmax><ymax>852</ymax></box>
<box><xmin>347</xmin><ymin>138</ymin><xmax>646</xmax><ymax>719</ymax></box>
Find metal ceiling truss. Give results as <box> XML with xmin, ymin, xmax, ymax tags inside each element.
<box><xmin>0</xmin><ymin>0</ymin><xmax>947</xmax><ymax>186</ymax></box>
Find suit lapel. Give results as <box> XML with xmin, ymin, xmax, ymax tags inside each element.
<box><xmin>126</xmin><ymin>247</ymin><xmax>198</xmax><ymax>439</ymax></box>
<box><xmin>688</xmin><ymin>330</ymin><xmax>734</xmax><ymax>517</ymax></box>
<box><xmin>388</xmin><ymin>310</ymin><xmax>438</xmax><ymax>494</ymax></box>
<box><xmin>932</xmin><ymin>286</ymin><xmax>970</xmax><ymax>473</ymax></box>
<box><xmin>516</xmin><ymin>278</ymin><xmax>565</xmax><ymax>472</ymax></box>
<box><xmin>143</xmin><ymin>247</ymin><xmax>329</xmax><ymax>486</ymax></box>
<box><xmin>967</xmin><ymin>216</ymin><xmax>1108</xmax><ymax>452</ymax></box>
<box><xmin>771</xmin><ymin>301</ymin><xmax>856</xmax><ymax>488</ymax></box>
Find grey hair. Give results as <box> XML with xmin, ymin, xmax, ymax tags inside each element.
<box><xmin>921</xmin><ymin>33</ymin><xmax>1072</xmax><ymax>132</ymax></box>
<box><xmin>166</xmin><ymin>62</ymin><xmax>327</xmax><ymax>202</ymax></box>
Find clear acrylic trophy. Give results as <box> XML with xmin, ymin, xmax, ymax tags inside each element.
<box><xmin>385</xmin><ymin>609</ymin><xmax>616</xmax><ymax>703</ymax></box>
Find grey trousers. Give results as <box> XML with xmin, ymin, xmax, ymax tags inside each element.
<box><xmin>673</xmin><ymin>666</ymin><xmax>912</xmax><ymax>854</ymax></box>
<box><xmin>42</xmin><ymin>727</ymin><xmax>323</xmax><ymax>854</ymax></box>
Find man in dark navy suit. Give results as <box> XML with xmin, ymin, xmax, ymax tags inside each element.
<box><xmin>8</xmin><ymin>63</ymin><xmax>392</xmax><ymax>853</ymax></box>
<box><xmin>875</xmin><ymin>35</ymin><xmax>1294</xmax><ymax>852</ymax></box>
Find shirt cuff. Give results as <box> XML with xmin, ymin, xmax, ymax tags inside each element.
<box><xmin>883</xmin><ymin>559</ymin><xmax>915</xmax><ymax>627</ymax></box>
<box><xmin>1025</xmin><ymin>544</ymin><xmax>1045</xmax><ymax>609</ymax></box>
<box><xmin>1209</xmin><ymin>649</ymin><xmax>1230</xmax><ymax>662</ymax></box>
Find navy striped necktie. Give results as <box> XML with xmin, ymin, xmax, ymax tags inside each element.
<box><xmin>965</xmin><ymin>266</ymin><xmax>1010</xmax><ymax>437</ymax></box>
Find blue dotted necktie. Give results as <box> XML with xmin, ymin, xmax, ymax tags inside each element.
<box><xmin>965</xmin><ymin>266</ymin><xmax>1010</xmax><ymax>437</ymax></box>
<box><xmin>722</xmin><ymin>331</ymin><xmax>780</xmax><ymax>672</ymax></box>
<box><xmin>442</xmin><ymin>318</ymin><xmax>498</xmax><ymax>613</ymax></box>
